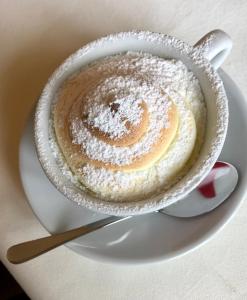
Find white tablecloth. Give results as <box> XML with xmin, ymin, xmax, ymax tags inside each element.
<box><xmin>1</xmin><ymin>1</ymin><xmax>247</xmax><ymax>299</ymax></box>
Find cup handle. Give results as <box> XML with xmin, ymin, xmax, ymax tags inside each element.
<box><xmin>194</xmin><ymin>29</ymin><xmax>232</xmax><ymax>70</ymax></box>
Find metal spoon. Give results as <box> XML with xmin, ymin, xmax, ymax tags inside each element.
<box><xmin>7</xmin><ymin>161</ymin><xmax>238</xmax><ymax>264</ymax></box>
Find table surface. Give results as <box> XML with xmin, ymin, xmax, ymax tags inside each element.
<box><xmin>1</xmin><ymin>1</ymin><xmax>247</xmax><ymax>299</ymax></box>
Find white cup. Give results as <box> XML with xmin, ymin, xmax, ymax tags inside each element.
<box><xmin>35</xmin><ymin>29</ymin><xmax>232</xmax><ymax>216</ymax></box>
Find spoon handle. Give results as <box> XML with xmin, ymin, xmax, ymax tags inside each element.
<box><xmin>7</xmin><ymin>216</ymin><xmax>128</xmax><ymax>264</ymax></box>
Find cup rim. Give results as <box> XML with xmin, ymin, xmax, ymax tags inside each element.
<box><xmin>34</xmin><ymin>30</ymin><xmax>229</xmax><ymax>216</ymax></box>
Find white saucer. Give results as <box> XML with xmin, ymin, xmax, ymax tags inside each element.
<box><xmin>19</xmin><ymin>70</ymin><xmax>247</xmax><ymax>264</ymax></box>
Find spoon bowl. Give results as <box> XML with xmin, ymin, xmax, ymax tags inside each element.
<box><xmin>162</xmin><ymin>161</ymin><xmax>238</xmax><ymax>217</ymax></box>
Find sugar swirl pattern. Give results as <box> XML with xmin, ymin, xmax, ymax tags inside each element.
<box><xmin>52</xmin><ymin>52</ymin><xmax>206</xmax><ymax>202</ymax></box>
<box><xmin>68</xmin><ymin>76</ymin><xmax>178</xmax><ymax>171</ymax></box>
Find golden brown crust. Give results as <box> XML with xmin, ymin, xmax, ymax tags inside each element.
<box><xmin>54</xmin><ymin>96</ymin><xmax>179</xmax><ymax>172</ymax></box>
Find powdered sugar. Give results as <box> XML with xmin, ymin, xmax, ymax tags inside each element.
<box><xmin>84</xmin><ymin>85</ymin><xmax>144</xmax><ymax>139</ymax></box>
<box><xmin>69</xmin><ymin>73</ymin><xmax>172</xmax><ymax>166</ymax></box>
<box><xmin>52</xmin><ymin>51</ymin><xmax>206</xmax><ymax>201</ymax></box>
<box><xmin>78</xmin><ymin>89</ymin><xmax>199</xmax><ymax>201</ymax></box>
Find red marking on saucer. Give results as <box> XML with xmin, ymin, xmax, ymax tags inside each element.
<box><xmin>214</xmin><ymin>161</ymin><xmax>228</xmax><ymax>169</ymax></box>
<box><xmin>197</xmin><ymin>162</ymin><xmax>229</xmax><ymax>199</ymax></box>
<box><xmin>198</xmin><ymin>182</ymin><xmax>216</xmax><ymax>198</ymax></box>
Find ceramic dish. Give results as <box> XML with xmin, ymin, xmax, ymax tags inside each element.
<box><xmin>35</xmin><ymin>30</ymin><xmax>232</xmax><ymax>216</ymax></box>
